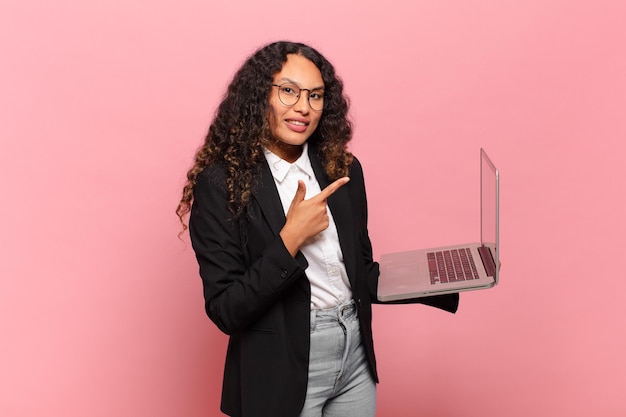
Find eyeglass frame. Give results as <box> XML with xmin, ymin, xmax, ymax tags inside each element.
<box><xmin>271</xmin><ymin>82</ymin><xmax>325</xmax><ymax>111</ymax></box>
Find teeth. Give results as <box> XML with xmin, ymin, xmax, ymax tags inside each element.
<box><xmin>289</xmin><ymin>120</ymin><xmax>306</xmax><ymax>126</ymax></box>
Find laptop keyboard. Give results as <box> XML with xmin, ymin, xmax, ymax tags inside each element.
<box><xmin>427</xmin><ymin>248</ymin><xmax>479</xmax><ymax>284</ymax></box>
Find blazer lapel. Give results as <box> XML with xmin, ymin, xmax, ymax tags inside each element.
<box><xmin>308</xmin><ymin>147</ymin><xmax>358</xmax><ymax>288</ymax></box>
<box><xmin>253</xmin><ymin>159</ymin><xmax>309</xmax><ymax>269</ymax></box>
<box><xmin>254</xmin><ymin>159</ymin><xmax>286</xmax><ymax>236</ymax></box>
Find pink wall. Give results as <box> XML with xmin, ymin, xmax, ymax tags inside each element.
<box><xmin>1</xmin><ymin>1</ymin><xmax>625</xmax><ymax>416</ymax></box>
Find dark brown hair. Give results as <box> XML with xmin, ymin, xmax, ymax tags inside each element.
<box><xmin>176</xmin><ymin>41</ymin><xmax>353</xmax><ymax>233</ymax></box>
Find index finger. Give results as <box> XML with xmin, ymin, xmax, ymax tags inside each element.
<box><xmin>317</xmin><ymin>177</ymin><xmax>350</xmax><ymax>200</ymax></box>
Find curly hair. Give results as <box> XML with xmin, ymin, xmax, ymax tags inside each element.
<box><xmin>176</xmin><ymin>41</ymin><xmax>354</xmax><ymax>233</ymax></box>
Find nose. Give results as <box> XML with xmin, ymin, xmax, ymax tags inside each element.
<box><xmin>293</xmin><ymin>91</ymin><xmax>311</xmax><ymax>114</ymax></box>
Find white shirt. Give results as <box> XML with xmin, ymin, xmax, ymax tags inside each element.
<box><xmin>263</xmin><ymin>144</ymin><xmax>352</xmax><ymax>310</ymax></box>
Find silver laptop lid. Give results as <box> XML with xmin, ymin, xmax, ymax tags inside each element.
<box><xmin>480</xmin><ymin>148</ymin><xmax>499</xmax><ymax>284</ymax></box>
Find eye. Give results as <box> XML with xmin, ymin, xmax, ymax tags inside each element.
<box><xmin>309</xmin><ymin>90</ymin><xmax>324</xmax><ymax>101</ymax></box>
<box><xmin>280</xmin><ymin>85</ymin><xmax>299</xmax><ymax>96</ymax></box>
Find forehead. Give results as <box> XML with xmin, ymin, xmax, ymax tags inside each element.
<box><xmin>273</xmin><ymin>54</ymin><xmax>324</xmax><ymax>87</ymax></box>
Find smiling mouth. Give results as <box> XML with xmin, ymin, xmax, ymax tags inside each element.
<box><xmin>287</xmin><ymin>120</ymin><xmax>308</xmax><ymax>126</ymax></box>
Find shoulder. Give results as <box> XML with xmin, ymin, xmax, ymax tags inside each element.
<box><xmin>194</xmin><ymin>162</ymin><xmax>230</xmax><ymax>195</ymax></box>
<box><xmin>196</xmin><ymin>162</ymin><xmax>227</xmax><ymax>186</ymax></box>
<box><xmin>348</xmin><ymin>154</ymin><xmax>366</xmax><ymax>185</ymax></box>
<box><xmin>349</xmin><ymin>155</ymin><xmax>363</xmax><ymax>173</ymax></box>
<box><xmin>192</xmin><ymin>162</ymin><xmax>230</xmax><ymax>208</ymax></box>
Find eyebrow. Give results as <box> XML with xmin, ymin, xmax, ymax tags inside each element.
<box><xmin>276</xmin><ymin>77</ymin><xmax>325</xmax><ymax>90</ymax></box>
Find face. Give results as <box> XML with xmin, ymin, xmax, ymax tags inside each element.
<box><xmin>267</xmin><ymin>54</ymin><xmax>324</xmax><ymax>162</ymax></box>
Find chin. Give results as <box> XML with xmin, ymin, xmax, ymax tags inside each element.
<box><xmin>278</xmin><ymin>133</ymin><xmax>312</xmax><ymax>146</ymax></box>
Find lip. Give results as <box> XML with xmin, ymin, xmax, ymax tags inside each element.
<box><xmin>285</xmin><ymin>118</ymin><xmax>309</xmax><ymax>133</ymax></box>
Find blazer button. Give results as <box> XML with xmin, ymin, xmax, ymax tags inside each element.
<box><xmin>280</xmin><ymin>269</ymin><xmax>288</xmax><ymax>279</ymax></box>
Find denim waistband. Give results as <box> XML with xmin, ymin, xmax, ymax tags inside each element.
<box><xmin>311</xmin><ymin>299</ymin><xmax>357</xmax><ymax>328</ymax></box>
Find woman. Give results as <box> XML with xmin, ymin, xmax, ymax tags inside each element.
<box><xmin>176</xmin><ymin>41</ymin><xmax>458</xmax><ymax>417</ymax></box>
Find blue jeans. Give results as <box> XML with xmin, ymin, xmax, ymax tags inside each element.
<box><xmin>298</xmin><ymin>300</ymin><xmax>377</xmax><ymax>417</ymax></box>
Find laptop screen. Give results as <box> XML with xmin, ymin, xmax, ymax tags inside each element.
<box><xmin>480</xmin><ymin>148</ymin><xmax>499</xmax><ymax>283</ymax></box>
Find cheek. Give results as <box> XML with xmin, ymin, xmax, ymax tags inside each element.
<box><xmin>310</xmin><ymin>115</ymin><xmax>322</xmax><ymax>131</ymax></box>
<box><xmin>268</xmin><ymin>99</ymin><xmax>284</xmax><ymax>123</ymax></box>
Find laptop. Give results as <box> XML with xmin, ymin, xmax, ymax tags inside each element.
<box><xmin>377</xmin><ymin>148</ymin><xmax>500</xmax><ymax>301</ymax></box>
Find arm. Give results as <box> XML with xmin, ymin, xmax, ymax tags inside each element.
<box><xmin>189</xmin><ymin>165</ymin><xmax>352</xmax><ymax>334</ymax></box>
<box><xmin>350</xmin><ymin>158</ymin><xmax>459</xmax><ymax>313</ymax></box>
<box><xmin>189</xmin><ymin>166</ymin><xmax>304</xmax><ymax>334</ymax></box>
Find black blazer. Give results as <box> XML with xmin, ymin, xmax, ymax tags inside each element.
<box><xmin>190</xmin><ymin>145</ymin><xmax>459</xmax><ymax>417</ymax></box>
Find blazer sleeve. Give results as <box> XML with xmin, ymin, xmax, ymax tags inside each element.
<box><xmin>189</xmin><ymin>165</ymin><xmax>305</xmax><ymax>334</ymax></box>
<box><xmin>349</xmin><ymin>157</ymin><xmax>459</xmax><ymax>314</ymax></box>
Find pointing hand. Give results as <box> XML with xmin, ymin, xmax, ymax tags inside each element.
<box><xmin>280</xmin><ymin>177</ymin><xmax>350</xmax><ymax>256</ymax></box>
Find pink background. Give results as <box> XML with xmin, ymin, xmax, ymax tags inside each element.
<box><xmin>1</xmin><ymin>1</ymin><xmax>625</xmax><ymax>416</ymax></box>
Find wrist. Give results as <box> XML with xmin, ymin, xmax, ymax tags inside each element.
<box><xmin>279</xmin><ymin>227</ymin><xmax>304</xmax><ymax>257</ymax></box>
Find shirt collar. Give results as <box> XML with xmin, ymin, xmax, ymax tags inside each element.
<box><xmin>263</xmin><ymin>142</ymin><xmax>314</xmax><ymax>183</ymax></box>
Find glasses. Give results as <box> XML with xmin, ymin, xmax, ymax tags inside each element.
<box><xmin>272</xmin><ymin>82</ymin><xmax>325</xmax><ymax>111</ymax></box>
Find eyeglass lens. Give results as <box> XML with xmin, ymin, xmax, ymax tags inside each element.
<box><xmin>276</xmin><ymin>83</ymin><xmax>324</xmax><ymax>111</ymax></box>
